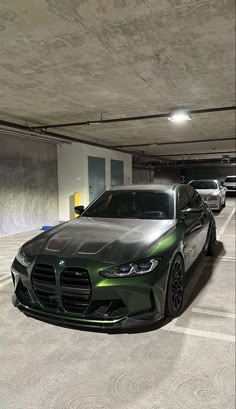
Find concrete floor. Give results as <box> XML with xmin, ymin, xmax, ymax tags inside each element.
<box><xmin>0</xmin><ymin>198</ymin><xmax>235</xmax><ymax>409</ymax></box>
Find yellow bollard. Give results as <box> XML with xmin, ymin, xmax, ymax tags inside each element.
<box><xmin>73</xmin><ymin>192</ymin><xmax>79</xmax><ymax>218</ymax></box>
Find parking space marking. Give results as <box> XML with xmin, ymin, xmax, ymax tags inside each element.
<box><xmin>163</xmin><ymin>324</ymin><xmax>235</xmax><ymax>342</ymax></box>
<box><xmin>0</xmin><ymin>279</ymin><xmax>12</xmax><ymax>288</ymax></box>
<box><xmin>192</xmin><ymin>307</ymin><xmax>236</xmax><ymax>319</ymax></box>
<box><xmin>218</xmin><ymin>206</ymin><xmax>236</xmax><ymax>237</ymax></box>
<box><xmin>215</xmin><ymin>256</ymin><xmax>236</xmax><ymax>261</ymax></box>
<box><xmin>218</xmin><ymin>235</ymin><xmax>236</xmax><ymax>238</ymax></box>
<box><xmin>0</xmin><ymin>274</ymin><xmax>10</xmax><ymax>283</ymax></box>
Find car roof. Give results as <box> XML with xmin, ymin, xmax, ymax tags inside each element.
<box><xmin>108</xmin><ymin>184</ymin><xmax>177</xmax><ymax>191</ymax></box>
<box><xmin>225</xmin><ymin>175</ymin><xmax>236</xmax><ymax>178</ymax></box>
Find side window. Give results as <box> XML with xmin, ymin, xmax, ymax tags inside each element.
<box><xmin>187</xmin><ymin>186</ymin><xmax>202</xmax><ymax>208</ymax></box>
<box><xmin>178</xmin><ymin>187</ymin><xmax>191</xmax><ymax>212</ymax></box>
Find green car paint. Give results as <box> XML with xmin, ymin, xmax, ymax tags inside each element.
<box><xmin>11</xmin><ymin>184</ymin><xmax>215</xmax><ymax>329</ymax></box>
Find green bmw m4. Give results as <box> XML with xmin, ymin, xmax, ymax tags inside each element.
<box><xmin>11</xmin><ymin>184</ymin><xmax>216</xmax><ymax>329</ymax></box>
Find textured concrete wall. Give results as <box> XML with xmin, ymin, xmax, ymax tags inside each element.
<box><xmin>0</xmin><ymin>134</ymin><xmax>59</xmax><ymax>236</ymax></box>
<box><xmin>154</xmin><ymin>168</ymin><xmax>181</xmax><ymax>185</ymax></box>
<box><xmin>133</xmin><ymin>168</ymin><xmax>154</xmax><ymax>184</ymax></box>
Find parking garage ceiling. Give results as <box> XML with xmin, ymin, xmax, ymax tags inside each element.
<box><xmin>0</xmin><ymin>0</ymin><xmax>235</xmax><ymax>162</ymax></box>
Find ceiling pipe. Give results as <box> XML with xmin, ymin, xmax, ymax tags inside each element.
<box><xmin>0</xmin><ymin>119</ymin><xmax>128</xmax><ymax>153</ymax></box>
<box><xmin>133</xmin><ymin>159</ymin><xmax>236</xmax><ymax>169</ymax></box>
<box><xmin>0</xmin><ymin>119</ymin><xmax>179</xmax><ymax>163</ymax></box>
<box><xmin>31</xmin><ymin>105</ymin><xmax>236</xmax><ymax>130</ymax></box>
<box><xmin>114</xmin><ymin>136</ymin><xmax>236</xmax><ymax>148</ymax></box>
<box><xmin>141</xmin><ymin>150</ymin><xmax>236</xmax><ymax>158</ymax></box>
<box><xmin>1</xmin><ymin>120</ymin><xmax>235</xmax><ymax>165</ymax></box>
<box><xmin>0</xmin><ymin>128</ymin><xmax>71</xmax><ymax>144</ymax></box>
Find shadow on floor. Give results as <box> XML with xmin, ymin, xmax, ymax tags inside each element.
<box><xmin>182</xmin><ymin>240</ymin><xmax>224</xmax><ymax>312</ymax></box>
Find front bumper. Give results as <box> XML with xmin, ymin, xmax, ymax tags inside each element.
<box><xmin>225</xmin><ymin>186</ymin><xmax>236</xmax><ymax>193</ymax></box>
<box><xmin>11</xmin><ymin>256</ymin><xmax>168</xmax><ymax>329</ymax></box>
<box><xmin>202</xmin><ymin>197</ymin><xmax>221</xmax><ymax>210</ymax></box>
<box><xmin>13</xmin><ymin>295</ymin><xmax>160</xmax><ymax>330</ymax></box>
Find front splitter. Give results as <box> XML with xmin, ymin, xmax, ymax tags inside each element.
<box><xmin>13</xmin><ymin>296</ymin><xmax>161</xmax><ymax>331</ymax></box>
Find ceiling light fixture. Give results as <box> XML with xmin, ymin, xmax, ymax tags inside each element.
<box><xmin>168</xmin><ymin>110</ymin><xmax>192</xmax><ymax>123</ymax></box>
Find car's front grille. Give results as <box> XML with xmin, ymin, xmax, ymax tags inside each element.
<box><xmin>31</xmin><ymin>264</ymin><xmax>92</xmax><ymax>314</ymax></box>
<box><xmin>61</xmin><ymin>267</ymin><xmax>91</xmax><ymax>314</ymax></box>
<box><xmin>31</xmin><ymin>264</ymin><xmax>58</xmax><ymax>310</ymax></box>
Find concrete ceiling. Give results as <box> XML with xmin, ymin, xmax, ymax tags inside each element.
<box><xmin>0</xmin><ymin>0</ymin><xmax>235</xmax><ymax>161</ymax></box>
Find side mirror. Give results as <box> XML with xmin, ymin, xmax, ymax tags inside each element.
<box><xmin>74</xmin><ymin>205</ymin><xmax>85</xmax><ymax>215</ymax></box>
<box><xmin>180</xmin><ymin>208</ymin><xmax>202</xmax><ymax>219</ymax></box>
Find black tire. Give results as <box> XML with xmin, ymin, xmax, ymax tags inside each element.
<box><xmin>206</xmin><ymin>222</ymin><xmax>217</xmax><ymax>256</ymax></box>
<box><xmin>166</xmin><ymin>255</ymin><xmax>184</xmax><ymax>318</ymax></box>
<box><xmin>222</xmin><ymin>197</ymin><xmax>226</xmax><ymax>208</ymax></box>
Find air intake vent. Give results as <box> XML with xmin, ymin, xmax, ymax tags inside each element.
<box><xmin>61</xmin><ymin>267</ymin><xmax>91</xmax><ymax>314</ymax></box>
<box><xmin>16</xmin><ymin>280</ymin><xmax>33</xmax><ymax>306</ymax></box>
<box><xmin>31</xmin><ymin>264</ymin><xmax>58</xmax><ymax>309</ymax></box>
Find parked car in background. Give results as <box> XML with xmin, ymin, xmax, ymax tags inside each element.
<box><xmin>188</xmin><ymin>179</ymin><xmax>226</xmax><ymax>211</ymax></box>
<box><xmin>11</xmin><ymin>184</ymin><xmax>216</xmax><ymax>330</ymax></box>
<box><xmin>222</xmin><ymin>176</ymin><xmax>236</xmax><ymax>193</ymax></box>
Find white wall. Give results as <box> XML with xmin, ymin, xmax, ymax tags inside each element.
<box><xmin>57</xmin><ymin>142</ymin><xmax>132</xmax><ymax>221</ymax></box>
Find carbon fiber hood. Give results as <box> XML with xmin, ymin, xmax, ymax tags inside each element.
<box><xmin>22</xmin><ymin>217</ymin><xmax>176</xmax><ymax>264</ymax></box>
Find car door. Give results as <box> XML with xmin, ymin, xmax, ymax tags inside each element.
<box><xmin>187</xmin><ymin>186</ymin><xmax>210</xmax><ymax>257</ymax></box>
<box><xmin>177</xmin><ymin>186</ymin><xmax>201</xmax><ymax>270</ymax></box>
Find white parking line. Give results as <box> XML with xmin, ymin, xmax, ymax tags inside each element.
<box><xmin>218</xmin><ymin>235</ymin><xmax>236</xmax><ymax>238</ymax></box>
<box><xmin>218</xmin><ymin>206</ymin><xmax>236</xmax><ymax>237</ymax></box>
<box><xmin>0</xmin><ymin>279</ymin><xmax>12</xmax><ymax>288</ymax></box>
<box><xmin>192</xmin><ymin>307</ymin><xmax>236</xmax><ymax>319</ymax></box>
<box><xmin>163</xmin><ymin>324</ymin><xmax>235</xmax><ymax>342</ymax></box>
<box><xmin>215</xmin><ymin>256</ymin><xmax>236</xmax><ymax>261</ymax></box>
<box><xmin>0</xmin><ymin>274</ymin><xmax>10</xmax><ymax>282</ymax></box>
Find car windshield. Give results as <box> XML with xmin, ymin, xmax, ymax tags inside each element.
<box><xmin>82</xmin><ymin>190</ymin><xmax>174</xmax><ymax>219</ymax></box>
<box><xmin>225</xmin><ymin>177</ymin><xmax>236</xmax><ymax>183</ymax></box>
<box><xmin>189</xmin><ymin>181</ymin><xmax>217</xmax><ymax>189</ymax></box>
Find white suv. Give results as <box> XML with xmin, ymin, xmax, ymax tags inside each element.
<box><xmin>223</xmin><ymin>176</ymin><xmax>236</xmax><ymax>193</ymax></box>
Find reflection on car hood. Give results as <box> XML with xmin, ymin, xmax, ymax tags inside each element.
<box><xmin>196</xmin><ymin>189</ymin><xmax>219</xmax><ymax>196</ymax></box>
<box><xmin>22</xmin><ymin>217</ymin><xmax>177</xmax><ymax>264</ymax></box>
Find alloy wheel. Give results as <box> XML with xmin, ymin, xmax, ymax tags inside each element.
<box><xmin>171</xmin><ymin>259</ymin><xmax>184</xmax><ymax>311</ymax></box>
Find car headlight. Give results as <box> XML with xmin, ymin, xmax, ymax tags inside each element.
<box><xmin>100</xmin><ymin>257</ymin><xmax>161</xmax><ymax>278</ymax></box>
<box><xmin>16</xmin><ymin>247</ymin><xmax>32</xmax><ymax>267</ymax></box>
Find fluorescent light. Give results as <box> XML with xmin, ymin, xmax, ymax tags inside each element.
<box><xmin>168</xmin><ymin>110</ymin><xmax>192</xmax><ymax>123</ymax></box>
